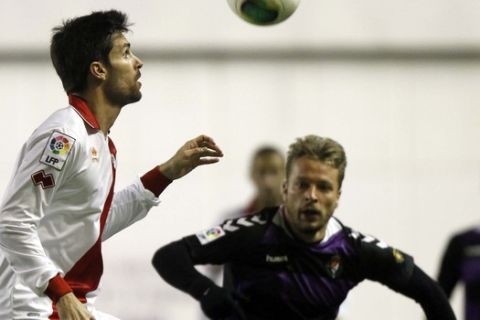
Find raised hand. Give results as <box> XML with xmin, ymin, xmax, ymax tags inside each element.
<box><xmin>158</xmin><ymin>135</ymin><xmax>223</xmax><ymax>180</ymax></box>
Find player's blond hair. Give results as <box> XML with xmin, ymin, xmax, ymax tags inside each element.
<box><xmin>286</xmin><ymin>135</ymin><xmax>347</xmax><ymax>189</ymax></box>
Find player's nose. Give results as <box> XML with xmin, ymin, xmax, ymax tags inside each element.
<box><xmin>304</xmin><ymin>185</ymin><xmax>318</xmax><ymax>202</ymax></box>
<box><xmin>134</xmin><ymin>54</ymin><xmax>143</xmax><ymax>70</ymax></box>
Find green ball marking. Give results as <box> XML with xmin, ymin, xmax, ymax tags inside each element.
<box><xmin>241</xmin><ymin>1</ymin><xmax>279</xmax><ymax>24</ymax></box>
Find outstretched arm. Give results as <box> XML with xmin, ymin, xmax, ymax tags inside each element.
<box><xmin>102</xmin><ymin>134</ymin><xmax>223</xmax><ymax>241</ymax></box>
<box><xmin>152</xmin><ymin>240</ymin><xmax>246</xmax><ymax>319</ymax></box>
<box><xmin>158</xmin><ymin>134</ymin><xmax>223</xmax><ymax>181</ymax></box>
<box><xmin>396</xmin><ymin>265</ymin><xmax>456</xmax><ymax>320</ymax></box>
<box><xmin>153</xmin><ymin>240</ymin><xmax>215</xmax><ymax>299</ymax></box>
<box><xmin>352</xmin><ymin>231</ymin><xmax>456</xmax><ymax>320</ymax></box>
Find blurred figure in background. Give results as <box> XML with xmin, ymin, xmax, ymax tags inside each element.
<box><xmin>225</xmin><ymin>145</ymin><xmax>285</xmax><ymax>219</ymax></box>
<box><xmin>437</xmin><ymin>227</ymin><xmax>480</xmax><ymax>320</ymax></box>
<box><xmin>222</xmin><ymin>145</ymin><xmax>285</xmax><ymax>289</ymax></box>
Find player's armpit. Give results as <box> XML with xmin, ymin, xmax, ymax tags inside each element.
<box><xmin>396</xmin><ymin>265</ymin><xmax>456</xmax><ymax>320</ymax></box>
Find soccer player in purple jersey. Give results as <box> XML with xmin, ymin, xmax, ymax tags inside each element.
<box><xmin>438</xmin><ymin>227</ymin><xmax>480</xmax><ymax>320</ymax></box>
<box><xmin>152</xmin><ymin>135</ymin><xmax>456</xmax><ymax>320</ymax></box>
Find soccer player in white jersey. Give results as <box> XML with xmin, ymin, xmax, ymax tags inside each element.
<box><xmin>0</xmin><ymin>10</ymin><xmax>223</xmax><ymax>320</ymax></box>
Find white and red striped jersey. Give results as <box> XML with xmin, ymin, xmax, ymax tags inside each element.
<box><xmin>0</xmin><ymin>95</ymin><xmax>170</xmax><ymax>319</ymax></box>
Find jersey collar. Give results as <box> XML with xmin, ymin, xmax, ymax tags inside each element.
<box><xmin>276</xmin><ymin>206</ymin><xmax>340</xmax><ymax>246</ymax></box>
<box><xmin>68</xmin><ymin>95</ymin><xmax>101</xmax><ymax>130</ymax></box>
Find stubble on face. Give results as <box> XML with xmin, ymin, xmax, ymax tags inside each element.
<box><xmin>103</xmin><ymin>33</ymin><xmax>143</xmax><ymax>107</ymax></box>
<box><xmin>282</xmin><ymin>157</ymin><xmax>341</xmax><ymax>242</ymax></box>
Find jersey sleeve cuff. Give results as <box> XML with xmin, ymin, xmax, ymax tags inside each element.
<box><xmin>44</xmin><ymin>274</ymin><xmax>73</xmax><ymax>303</ymax></box>
<box><xmin>140</xmin><ymin>167</ymin><xmax>172</xmax><ymax>197</ymax></box>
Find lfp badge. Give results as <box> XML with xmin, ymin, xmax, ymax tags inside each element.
<box><xmin>49</xmin><ymin>135</ymin><xmax>72</xmax><ymax>155</ymax></box>
<box><xmin>40</xmin><ymin>130</ymin><xmax>76</xmax><ymax>171</ymax></box>
<box><xmin>196</xmin><ymin>226</ymin><xmax>226</xmax><ymax>245</ymax></box>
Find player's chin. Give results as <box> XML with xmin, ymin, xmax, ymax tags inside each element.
<box><xmin>129</xmin><ymin>90</ymin><xmax>142</xmax><ymax>103</ymax></box>
<box><xmin>299</xmin><ymin>220</ymin><xmax>324</xmax><ymax>233</ymax></box>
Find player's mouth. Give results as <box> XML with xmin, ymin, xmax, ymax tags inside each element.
<box><xmin>299</xmin><ymin>208</ymin><xmax>322</xmax><ymax>221</ymax></box>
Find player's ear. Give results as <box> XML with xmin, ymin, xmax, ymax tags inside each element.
<box><xmin>89</xmin><ymin>61</ymin><xmax>107</xmax><ymax>81</ymax></box>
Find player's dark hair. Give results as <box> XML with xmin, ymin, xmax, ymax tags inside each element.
<box><xmin>50</xmin><ymin>10</ymin><xmax>130</xmax><ymax>94</ymax></box>
<box><xmin>286</xmin><ymin>135</ymin><xmax>347</xmax><ymax>189</ymax></box>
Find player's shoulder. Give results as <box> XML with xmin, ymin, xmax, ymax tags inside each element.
<box><xmin>448</xmin><ymin>227</ymin><xmax>480</xmax><ymax>249</ymax></box>
<box><xmin>32</xmin><ymin>107</ymin><xmax>86</xmax><ymax>141</ymax></box>
<box><xmin>221</xmin><ymin>206</ymin><xmax>276</xmax><ymax>233</ymax></box>
<box><xmin>338</xmin><ymin>221</ymin><xmax>394</xmax><ymax>253</ymax></box>
<box><xmin>192</xmin><ymin>208</ymin><xmax>277</xmax><ymax>247</ymax></box>
<box><xmin>454</xmin><ymin>227</ymin><xmax>480</xmax><ymax>239</ymax></box>
<box><xmin>330</xmin><ymin>218</ymin><xmax>361</xmax><ymax>241</ymax></box>
<box><xmin>20</xmin><ymin>107</ymin><xmax>88</xmax><ymax>170</ymax></box>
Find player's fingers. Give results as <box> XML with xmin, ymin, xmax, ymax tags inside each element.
<box><xmin>188</xmin><ymin>147</ymin><xmax>223</xmax><ymax>158</ymax></box>
<box><xmin>196</xmin><ymin>158</ymin><xmax>221</xmax><ymax>166</ymax></box>
<box><xmin>195</xmin><ymin>135</ymin><xmax>223</xmax><ymax>156</ymax></box>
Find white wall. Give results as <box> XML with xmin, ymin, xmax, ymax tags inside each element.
<box><xmin>2</xmin><ymin>0</ymin><xmax>480</xmax><ymax>50</ymax></box>
<box><xmin>1</xmin><ymin>1</ymin><xmax>479</xmax><ymax>319</ymax></box>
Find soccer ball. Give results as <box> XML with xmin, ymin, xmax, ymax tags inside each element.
<box><xmin>227</xmin><ymin>0</ymin><xmax>300</xmax><ymax>26</ymax></box>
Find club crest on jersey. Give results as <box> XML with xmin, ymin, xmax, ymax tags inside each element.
<box><xmin>91</xmin><ymin>147</ymin><xmax>99</xmax><ymax>160</ymax></box>
<box><xmin>196</xmin><ymin>226</ymin><xmax>225</xmax><ymax>245</ymax></box>
<box><xmin>392</xmin><ymin>249</ymin><xmax>405</xmax><ymax>263</ymax></box>
<box><xmin>327</xmin><ymin>254</ymin><xmax>342</xmax><ymax>278</ymax></box>
<box><xmin>40</xmin><ymin>130</ymin><xmax>75</xmax><ymax>171</ymax></box>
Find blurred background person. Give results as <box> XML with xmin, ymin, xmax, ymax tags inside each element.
<box><xmin>437</xmin><ymin>226</ymin><xmax>480</xmax><ymax>320</ymax></box>
<box><xmin>224</xmin><ymin>145</ymin><xmax>285</xmax><ymax>219</ymax></box>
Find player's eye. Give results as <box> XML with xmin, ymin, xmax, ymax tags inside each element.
<box><xmin>296</xmin><ymin>180</ymin><xmax>309</xmax><ymax>190</ymax></box>
<box><xmin>317</xmin><ymin>182</ymin><xmax>333</xmax><ymax>192</ymax></box>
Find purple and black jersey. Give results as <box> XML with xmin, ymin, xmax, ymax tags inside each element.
<box><xmin>184</xmin><ymin>207</ymin><xmax>415</xmax><ymax>320</ymax></box>
<box><xmin>438</xmin><ymin>228</ymin><xmax>480</xmax><ymax>320</ymax></box>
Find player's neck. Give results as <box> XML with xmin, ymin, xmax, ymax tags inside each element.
<box><xmin>295</xmin><ymin>228</ymin><xmax>327</xmax><ymax>244</ymax></box>
<box><xmin>78</xmin><ymin>91</ymin><xmax>121</xmax><ymax>136</ymax></box>
<box><xmin>282</xmin><ymin>208</ymin><xmax>327</xmax><ymax>243</ymax></box>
